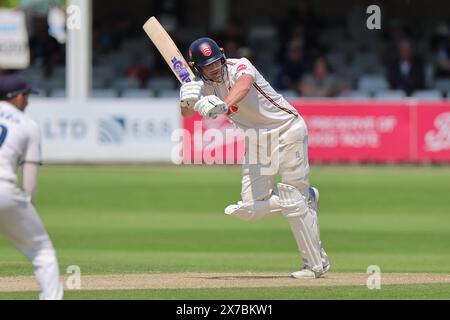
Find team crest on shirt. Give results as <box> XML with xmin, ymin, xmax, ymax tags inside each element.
<box><xmin>200</xmin><ymin>43</ymin><xmax>212</xmax><ymax>56</ymax></box>
<box><xmin>237</xmin><ymin>64</ymin><xmax>247</xmax><ymax>72</ymax></box>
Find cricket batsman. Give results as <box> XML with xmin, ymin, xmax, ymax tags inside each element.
<box><xmin>0</xmin><ymin>74</ymin><xmax>63</xmax><ymax>299</ymax></box>
<box><xmin>179</xmin><ymin>38</ymin><xmax>330</xmax><ymax>278</ymax></box>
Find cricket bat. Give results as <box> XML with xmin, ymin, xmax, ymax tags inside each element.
<box><xmin>142</xmin><ymin>16</ymin><xmax>195</xmax><ymax>84</ymax></box>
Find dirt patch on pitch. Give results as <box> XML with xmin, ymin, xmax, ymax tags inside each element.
<box><xmin>0</xmin><ymin>272</ymin><xmax>449</xmax><ymax>292</ymax></box>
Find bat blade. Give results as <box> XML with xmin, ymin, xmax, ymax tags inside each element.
<box><xmin>142</xmin><ymin>16</ymin><xmax>195</xmax><ymax>84</ymax></box>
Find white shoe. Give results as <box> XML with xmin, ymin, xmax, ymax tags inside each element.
<box><xmin>224</xmin><ymin>201</ymin><xmax>244</xmax><ymax>215</ymax></box>
<box><xmin>291</xmin><ymin>268</ymin><xmax>317</xmax><ymax>279</ymax></box>
<box><xmin>291</xmin><ymin>266</ymin><xmax>326</xmax><ymax>279</ymax></box>
<box><xmin>298</xmin><ymin>254</ymin><xmax>330</xmax><ymax>278</ymax></box>
<box><xmin>224</xmin><ymin>204</ymin><xmax>239</xmax><ymax>215</ymax></box>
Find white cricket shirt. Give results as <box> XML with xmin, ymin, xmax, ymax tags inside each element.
<box><xmin>0</xmin><ymin>101</ymin><xmax>41</xmax><ymax>184</ymax></box>
<box><xmin>201</xmin><ymin>58</ymin><xmax>299</xmax><ymax>130</ymax></box>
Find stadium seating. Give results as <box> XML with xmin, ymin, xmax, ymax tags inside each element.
<box><xmin>337</xmin><ymin>90</ymin><xmax>371</xmax><ymax>99</ymax></box>
<box><xmin>325</xmin><ymin>52</ymin><xmax>347</xmax><ymax>71</ymax></box>
<box><xmin>92</xmin><ymin>77</ymin><xmax>109</xmax><ymax>89</ymax></box>
<box><xmin>147</xmin><ymin>77</ymin><xmax>176</xmax><ymax>91</ymax></box>
<box><xmin>373</xmin><ymin>90</ymin><xmax>406</xmax><ymax>100</ymax></box>
<box><xmin>49</xmin><ymin>89</ymin><xmax>66</xmax><ymax>97</ymax></box>
<box><xmin>121</xmin><ymin>89</ymin><xmax>154</xmax><ymax>98</ymax></box>
<box><xmin>20</xmin><ymin>16</ymin><xmax>449</xmax><ymax>103</ymax></box>
<box><xmin>112</xmin><ymin>78</ymin><xmax>141</xmax><ymax>90</ymax></box>
<box><xmin>358</xmin><ymin>75</ymin><xmax>389</xmax><ymax>92</ymax></box>
<box><xmin>279</xmin><ymin>90</ymin><xmax>299</xmax><ymax>98</ymax></box>
<box><xmin>411</xmin><ymin>90</ymin><xmax>443</xmax><ymax>100</ymax></box>
<box><xmin>93</xmin><ymin>66</ymin><xmax>117</xmax><ymax>80</ymax></box>
<box><xmin>157</xmin><ymin>90</ymin><xmax>179</xmax><ymax>98</ymax></box>
<box><xmin>90</xmin><ymin>89</ymin><xmax>118</xmax><ymax>98</ymax></box>
<box><xmin>351</xmin><ymin>52</ymin><xmax>380</xmax><ymax>73</ymax></box>
<box><xmin>434</xmin><ymin>78</ymin><xmax>450</xmax><ymax>93</ymax></box>
<box><xmin>51</xmin><ymin>66</ymin><xmax>66</xmax><ymax>79</ymax></box>
<box><xmin>40</xmin><ymin>77</ymin><xmax>66</xmax><ymax>91</ymax></box>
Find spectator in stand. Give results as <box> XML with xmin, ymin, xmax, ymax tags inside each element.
<box><xmin>431</xmin><ymin>23</ymin><xmax>450</xmax><ymax>78</ymax></box>
<box><xmin>435</xmin><ymin>42</ymin><xmax>450</xmax><ymax>78</ymax></box>
<box><xmin>215</xmin><ymin>19</ymin><xmax>247</xmax><ymax>49</ymax></box>
<box><xmin>386</xmin><ymin>39</ymin><xmax>425</xmax><ymax>96</ymax></box>
<box><xmin>93</xmin><ymin>23</ymin><xmax>115</xmax><ymax>56</ymax></box>
<box><xmin>298</xmin><ymin>56</ymin><xmax>349</xmax><ymax>97</ymax></box>
<box><xmin>381</xmin><ymin>21</ymin><xmax>410</xmax><ymax>66</ymax></box>
<box><xmin>237</xmin><ymin>47</ymin><xmax>254</xmax><ymax>61</ymax></box>
<box><xmin>275</xmin><ymin>40</ymin><xmax>312</xmax><ymax>91</ymax></box>
<box><xmin>222</xmin><ymin>40</ymin><xmax>240</xmax><ymax>59</ymax></box>
<box><xmin>277</xmin><ymin>0</ymin><xmax>322</xmax><ymax>60</ymax></box>
<box><xmin>293</xmin><ymin>0</ymin><xmax>323</xmax><ymax>33</ymax></box>
<box><xmin>154</xmin><ymin>0</ymin><xmax>186</xmax><ymax>30</ymax></box>
<box><xmin>125</xmin><ymin>54</ymin><xmax>151</xmax><ymax>88</ymax></box>
<box><xmin>276</xmin><ymin>23</ymin><xmax>312</xmax><ymax>64</ymax></box>
<box><xmin>28</xmin><ymin>17</ymin><xmax>64</xmax><ymax>77</ymax></box>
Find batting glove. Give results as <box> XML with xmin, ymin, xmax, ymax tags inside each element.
<box><xmin>180</xmin><ymin>80</ymin><xmax>204</xmax><ymax>109</ymax></box>
<box><xmin>194</xmin><ymin>95</ymin><xmax>229</xmax><ymax>119</ymax></box>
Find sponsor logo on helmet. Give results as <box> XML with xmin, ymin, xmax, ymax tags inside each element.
<box><xmin>200</xmin><ymin>43</ymin><xmax>212</xmax><ymax>57</ymax></box>
<box><xmin>237</xmin><ymin>64</ymin><xmax>247</xmax><ymax>72</ymax></box>
<box><xmin>171</xmin><ymin>57</ymin><xmax>192</xmax><ymax>83</ymax></box>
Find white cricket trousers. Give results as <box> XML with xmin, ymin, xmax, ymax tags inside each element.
<box><xmin>0</xmin><ymin>181</ymin><xmax>63</xmax><ymax>300</ymax></box>
<box><xmin>240</xmin><ymin>116</ymin><xmax>323</xmax><ymax>270</ymax></box>
<box><xmin>241</xmin><ymin>116</ymin><xmax>310</xmax><ymax>202</ymax></box>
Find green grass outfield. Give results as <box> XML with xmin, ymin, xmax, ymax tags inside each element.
<box><xmin>0</xmin><ymin>283</ymin><xmax>449</xmax><ymax>300</ymax></box>
<box><xmin>0</xmin><ymin>165</ymin><xmax>449</xmax><ymax>299</ymax></box>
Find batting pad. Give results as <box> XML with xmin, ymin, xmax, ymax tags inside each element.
<box><xmin>278</xmin><ymin>183</ymin><xmax>323</xmax><ymax>274</ymax></box>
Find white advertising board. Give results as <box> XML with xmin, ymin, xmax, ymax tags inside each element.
<box><xmin>27</xmin><ymin>99</ymin><xmax>181</xmax><ymax>163</ymax></box>
<box><xmin>0</xmin><ymin>10</ymin><xmax>30</xmax><ymax>69</ymax></box>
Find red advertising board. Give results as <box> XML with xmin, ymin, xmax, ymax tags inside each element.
<box><xmin>415</xmin><ymin>102</ymin><xmax>450</xmax><ymax>162</ymax></box>
<box><xmin>182</xmin><ymin>100</ymin><xmax>450</xmax><ymax>163</ymax></box>
<box><xmin>292</xmin><ymin>101</ymin><xmax>411</xmax><ymax>162</ymax></box>
<box><xmin>182</xmin><ymin>113</ymin><xmax>244</xmax><ymax>164</ymax></box>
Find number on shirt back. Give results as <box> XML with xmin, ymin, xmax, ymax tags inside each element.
<box><xmin>0</xmin><ymin>124</ymin><xmax>8</xmax><ymax>148</ymax></box>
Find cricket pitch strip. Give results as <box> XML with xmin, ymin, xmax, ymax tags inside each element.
<box><xmin>0</xmin><ymin>272</ymin><xmax>449</xmax><ymax>292</ymax></box>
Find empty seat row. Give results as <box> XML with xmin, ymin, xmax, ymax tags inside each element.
<box><xmin>45</xmin><ymin>89</ymin><xmax>179</xmax><ymax>98</ymax></box>
<box><xmin>357</xmin><ymin>75</ymin><xmax>450</xmax><ymax>93</ymax></box>
<box><xmin>339</xmin><ymin>89</ymin><xmax>447</xmax><ymax>100</ymax></box>
<box><xmin>42</xmin><ymin>88</ymin><xmax>448</xmax><ymax>100</ymax></box>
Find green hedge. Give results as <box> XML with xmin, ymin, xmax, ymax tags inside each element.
<box><xmin>1</xmin><ymin>0</ymin><xmax>20</xmax><ymax>8</ymax></box>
